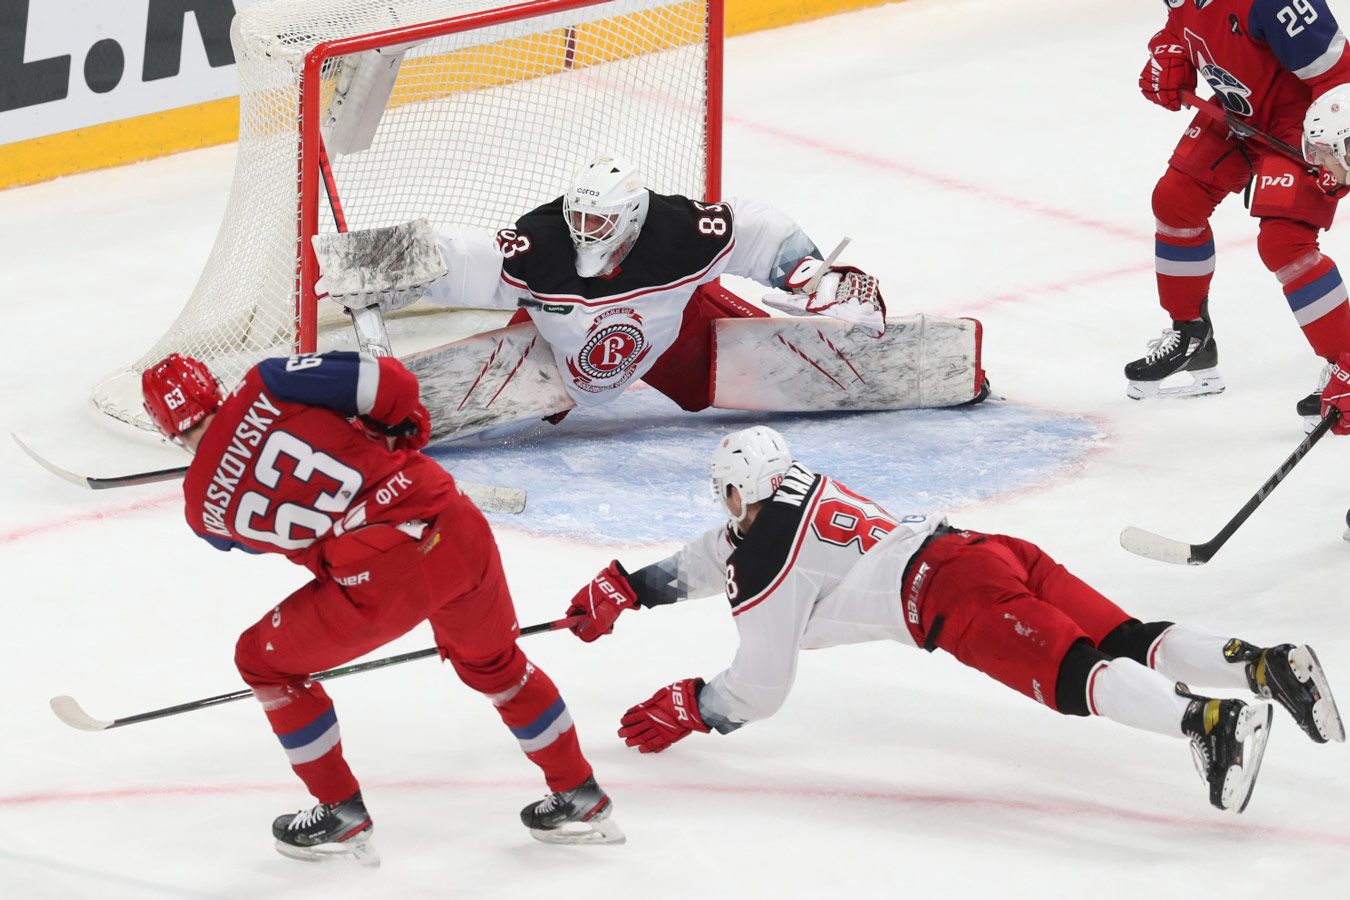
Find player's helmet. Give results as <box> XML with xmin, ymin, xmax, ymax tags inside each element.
<box><xmin>1304</xmin><ymin>86</ymin><xmax>1350</xmax><ymax>181</ymax></box>
<box><xmin>142</xmin><ymin>353</ymin><xmax>225</xmax><ymax>439</ymax></box>
<box><xmin>563</xmin><ymin>153</ymin><xmax>649</xmax><ymax>278</ymax></box>
<box><xmin>710</xmin><ymin>426</ymin><xmax>794</xmax><ymax>523</ymax></box>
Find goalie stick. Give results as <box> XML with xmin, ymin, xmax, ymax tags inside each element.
<box><xmin>51</xmin><ymin>615</ymin><xmax>582</xmax><ymax>732</ymax></box>
<box><xmin>1120</xmin><ymin>409</ymin><xmax>1340</xmax><ymax>565</ymax></box>
<box><xmin>12</xmin><ymin>432</ymin><xmax>527</xmax><ymax>515</ymax></box>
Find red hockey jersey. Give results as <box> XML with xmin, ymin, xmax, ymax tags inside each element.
<box><xmin>182</xmin><ymin>352</ymin><xmax>459</xmax><ymax>573</ymax></box>
<box><xmin>1155</xmin><ymin>0</ymin><xmax>1350</xmax><ymax>139</ymax></box>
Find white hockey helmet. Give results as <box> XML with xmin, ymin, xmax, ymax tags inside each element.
<box><xmin>1304</xmin><ymin>86</ymin><xmax>1350</xmax><ymax>182</ymax></box>
<box><xmin>710</xmin><ymin>426</ymin><xmax>794</xmax><ymax>523</ymax></box>
<box><xmin>563</xmin><ymin>153</ymin><xmax>649</xmax><ymax>278</ymax></box>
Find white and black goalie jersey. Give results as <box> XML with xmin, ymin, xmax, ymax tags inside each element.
<box><xmin>422</xmin><ymin>193</ymin><xmax>820</xmax><ymax>407</ymax></box>
<box><xmin>626</xmin><ymin>463</ymin><xmax>946</xmax><ymax>734</ymax></box>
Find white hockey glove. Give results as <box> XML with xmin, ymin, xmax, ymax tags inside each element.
<box><xmin>762</xmin><ymin>257</ymin><xmax>887</xmax><ymax>338</ymax></box>
<box><xmin>311</xmin><ymin>219</ymin><xmax>448</xmax><ymax>314</ymax></box>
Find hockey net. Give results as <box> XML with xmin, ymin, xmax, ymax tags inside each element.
<box><xmin>92</xmin><ymin>0</ymin><xmax>722</xmax><ymax>430</ymax></box>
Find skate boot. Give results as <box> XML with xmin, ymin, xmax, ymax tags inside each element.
<box><xmin>1124</xmin><ymin>305</ymin><xmax>1224</xmax><ymax>400</ymax></box>
<box><xmin>1297</xmin><ymin>362</ymin><xmax>1332</xmax><ymax>433</ymax></box>
<box><xmin>1179</xmin><ymin>686</ymin><xmax>1273</xmax><ymax>813</ymax></box>
<box><xmin>520</xmin><ymin>775</ymin><xmax>625</xmax><ymax>845</ymax></box>
<box><xmin>1226</xmin><ymin>639</ymin><xmax>1345</xmax><ymax>743</ymax></box>
<box><xmin>272</xmin><ymin>791</ymin><xmax>378</xmax><ymax>866</ymax></box>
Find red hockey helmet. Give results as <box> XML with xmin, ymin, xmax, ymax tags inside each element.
<box><xmin>141</xmin><ymin>353</ymin><xmax>224</xmax><ymax>438</ymax></box>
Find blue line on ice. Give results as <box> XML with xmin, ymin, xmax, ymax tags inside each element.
<box><xmin>429</xmin><ymin>390</ymin><xmax>1101</xmax><ymax>543</ymax></box>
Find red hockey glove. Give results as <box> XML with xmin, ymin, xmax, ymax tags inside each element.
<box><xmin>358</xmin><ymin>400</ymin><xmax>431</xmax><ymax>451</ymax></box>
<box><xmin>618</xmin><ymin>678</ymin><xmax>710</xmax><ymax>753</ymax></box>
<box><xmin>1319</xmin><ymin>351</ymin><xmax>1350</xmax><ymax>435</ymax></box>
<box><xmin>1139</xmin><ymin>31</ymin><xmax>1195</xmax><ymax>112</ymax></box>
<box><xmin>566</xmin><ymin>561</ymin><xmax>640</xmax><ymax>642</ymax></box>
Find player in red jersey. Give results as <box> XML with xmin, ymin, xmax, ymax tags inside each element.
<box><xmin>1130</xmin><ymin>0</ymin><xmax>1350</xmax><ymax>428</ymax></box>
<box><xmin>141</xmin><ymin>351</ymin><xmax>623</xmax><ymax>865</ymax></box>
<box><xmin>563</xmin><ymin>427</ymin><xmax>1343</xmax><ymax>813</ymax></box>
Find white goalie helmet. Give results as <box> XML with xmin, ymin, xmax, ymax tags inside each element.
<box><xmin>1304</xmin><ymin>85</ymin><xmax>1350</xmax><ymax>181</ymax></box>
<box><xmin>710</xmin><ymin>426</ymin><xmax>794</xmax><ymax>524</ymax></box>
<box><xmin>563</xmin><ymin>153</ymin><xmax>650</xmax><ymax>278</ymax></box>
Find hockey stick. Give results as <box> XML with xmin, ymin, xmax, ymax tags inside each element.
<box><xmin>51</xmin><ymin>615</ymin><xmax>583</xmax><ymax>732</ymax></box>
<box><xmin>12</xmin><ymin>432</ymin><xmax>527</xmax><ymax>514</ymax></box>
<box><xmin>1120</xmin><ymin>409</ymin><xmax>1340</xmax><ymax>565</ymax></box>
<box><xmin>1179</xmin><ymin>89</ymin><xmax>1320</xmax><ymax>176</ymax></box>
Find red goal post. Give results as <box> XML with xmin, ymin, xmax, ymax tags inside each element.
<box><xmin>92</xmin><ymin>0</ymin><xmax>724</xmax><ymax>431</ymax></box>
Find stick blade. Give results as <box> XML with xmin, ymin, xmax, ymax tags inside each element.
<box><xmin>50</xmin><ymin>695</ymin><xmax>113</xmax><ymax>731</ymax></box>
<box><xmin>1119</xmin><ymin>526</ymin><xmax>1202</xmax><ymax>566</ymax></box>
<box><xmin>459</xmin><ymin>481</ymin><xmax>526</xmax><ymax>515</ymax></box>
<box><xmin>13</xmin><ymin>433</ymin><xmax>94</xmax><ymax>489</ymax></box>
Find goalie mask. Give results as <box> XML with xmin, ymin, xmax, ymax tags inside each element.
<box><xmin>710</xmin><ymin>426</ymin><xmax>793</xmax><ymax>525</ymax></box>
<box><xmin>142</xmin><ymin>353</ymin><xmax>225</xmax><ymax>439</ymax></box>
<box><xmin>563</xmin><ymin>153</ymin><xmax>649</xmax><ymax>278</ymax></box>
<box><xmin>1304</xmin><ymin>86</ymin><xmax>1350</xmax><ymax>184</ymax></box>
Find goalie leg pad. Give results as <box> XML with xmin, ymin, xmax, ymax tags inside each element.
<box><xmin>711</xmin><ymin>313</ymin><xmax>985</xmax><ymax>411</ymax></box>
<box><xmin>404</xmin><ymin>322</ymin><xmax>575</xmax><ymax>442</ymax></box>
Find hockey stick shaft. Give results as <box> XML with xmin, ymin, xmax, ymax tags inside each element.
<box><xmin>1195</xmin><ymin>408</ymin><xmax>1339</xmax><ymax>557</ymax></box>
<box><xmin>1121</xmin><ymin>409</ymin><xmax>1340</xmax><ymax>565</ymax></box>
<box><xmin>51</xmin><ymin>616</ymin><xmax>582</xmax><ymax>732</ymax></box>
<box><xmin>1179</xmin><ymin>89</ymin><xmax>1313</xmax><ymax>171</ymax></box>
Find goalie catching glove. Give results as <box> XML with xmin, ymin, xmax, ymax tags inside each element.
<box><xmin>565</xmin><ymin>561</ymin><xmax>639</xmax><ymax>642</ymax></box>
<box><xmin>763</xmin><ymin>257</ymin><xmax>887</xmax><ymax>338</ymax></box>
<box><xmin>312</xmin><ymin>219</ymin><xmax>448</xmax><ymax>314</ymax></box>
<box><xmin>618</xmin><ymin>678</ymin><xmax>710</xmax><ymax>753</ymax></box>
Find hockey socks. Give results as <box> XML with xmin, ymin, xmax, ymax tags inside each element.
<box><xmin>1278</xmin><ymin>255</ymin><xmax>1350</xmax><ymax>359</ymax></box>
<box><xmin>453</xmin><ymin>647</ymin><xmax>593</xmax><ymax>793</ymax></box>
<box><xmin>255</xmin><ymin>682</ymin><xmax>361</xmax><ymax>804</ymax></box>
<box><xmin>1154</xmin><ymin>224</ymin><xmax>1216</xmax><ymax>321</ymax></box>
<box><xmin>1087</xmin><ymin>657</ymin><xmax>1192</xmax><ymax>738</ymax></box>
<box><xmin>1148</xmin><ymin>624</ymin><xmax>1251</xmax><ymax>690</ymax></box>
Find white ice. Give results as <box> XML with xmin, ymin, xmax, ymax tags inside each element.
<box><xmin>3</xmin><ymin>0</ymin><xmax>1349</xmax><ymax>897</ymax></box>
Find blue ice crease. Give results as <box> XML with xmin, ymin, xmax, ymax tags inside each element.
<box><xmin>427</xmin><ymin>389</ymin><xmax>1102</xmax><ymax>543</ymax></box>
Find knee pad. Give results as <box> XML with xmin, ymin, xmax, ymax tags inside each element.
<box><xmin>1055</xmin><ymin>639</ymin><xmax>1111</xmax><ymax>717</ymax></box>
<box><xmin>1096</xmin><ymin>619</ymin><xmax>1173</xmax><ymax>666</ymax></box>
<box><xmin>451</xmin><ymin>644</ymin><xmax>527</xmax><ymax>697</ymax></box>
<box><xmin>234</xmin><ymin>625</ymin><xmax>271</xmax><ymax>686</ymax></box>
<box><xmin>1257</xmin><ymin>217</ymin><xmax>1321</xmax><ymax>277</ymax></box>
<box><xmin>1152</xmin><ymin>167</ymin><xmax>1226</xmax><ymax>232</ymax></box>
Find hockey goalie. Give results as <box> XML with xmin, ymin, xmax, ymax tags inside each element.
<box><xmin>314</xmin><ymin>153</ymin><xmax>989</xmax><ymax>441</ymax></box>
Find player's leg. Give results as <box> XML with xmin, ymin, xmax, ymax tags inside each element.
<box><xmin>1250</xmin><ymin>153</ymin><xmax>1348</xmax><ymax>429</ymax></box>
<box><xmin>233</xmin><ymin>525</ymin><xmax>435</xmax><ymax>864</ymax></box>
<box><xmin>425</xmin><ymin>506</ymin><xmax>622</xmax><ymax>844</ymax></box>
<box><xmin>1126</xmin><ymin>116</ymin><xmax>1246</xmax><ymax>399</ymax></box>
<box><xmin>1101</xmin><ymin>620</ymin><xmax>1345</xmax><ymax>744</ymax></box>
<box><xmin>639</xmin><ymin>282</ymin><xmax>764</xmax><ymax>412</ymax></box>
<box><xmin>914</xmin><ymin>535</ymin><xmax>1271</xmax><ymax>811</ymax></box>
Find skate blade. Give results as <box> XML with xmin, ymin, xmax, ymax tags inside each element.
<box><xmin>1126</xmin><ymin>368</ymin><xmax>1224</xmax><ymax>400</ymax></box>
<box><xmin>1294</xmin><ymin>646</ymin><xmax>1346</xmax><ymax>743</ymax></box>
<box><xmin>528</xmin><ymin>817</ymin><xmax>626</xmax><ymax>846</ymax></box>
<box><xmin>1223</xmin><ymin>702</ymin><xmax>1273</xmax><ymax>814</ymax></box>
<box><xmin>274</xmin><ymin>834</ymin><xmax>381</xmax><ymax>868</ymax></box>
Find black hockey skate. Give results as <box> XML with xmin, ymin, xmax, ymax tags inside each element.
<box><xmin>1226</xmin><ymin>640</ymin><xmax>1345</xmax><ymax>744</ymax></box>
<box><xmin>520</xmin><ymin>776</ymin><xmax>625</xmax><ymax>845</ymax></box>
<box><xmin>1124</xmin><ymin>307</ymin><xmax>1223</xmax><ymax>400</ymax></box>
<box><xmin>272</xmin><ymin>791</ymin><xmax>378</xmax><ymax>866</ymax></box>
<box><xmin>1179</xmin><ymin>687</ymin><xmax>1273</xmax><ymax>813</ymax></box>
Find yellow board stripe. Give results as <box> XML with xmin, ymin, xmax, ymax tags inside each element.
<box><xmin>0</xmin><ymin>0</ymin><xmax>898</xmax><ymax>191</ymax></box>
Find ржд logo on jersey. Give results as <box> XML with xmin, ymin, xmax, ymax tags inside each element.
<box><xmin>567</xmin><ymin>307</ymin><xmax>653</xmax><ymax>391</ymax></box>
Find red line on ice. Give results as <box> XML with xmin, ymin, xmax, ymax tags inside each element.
<box><xmin>0</xmin><ymin>492</ymin><xmax>179</xmax><ymax>545</ymax></box>
<box><xmin>3</xmin><ymin>777</ymin><xmax>1347</xmax><ymax>847</ymax></box>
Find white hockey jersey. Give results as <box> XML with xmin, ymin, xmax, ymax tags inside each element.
<box><xmin>421</xmin><ymin>193</ymin><xmax>819</xmax><ymax>407</ymax></box>
<box><xmin>625</xmin><ymin>463</ymin><xmax>946</xmax><ymax>733</ymax></box>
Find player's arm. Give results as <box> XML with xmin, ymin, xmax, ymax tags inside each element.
<box><xmin>563</xmin><ymin>524</ymin><xmax>735</xmax><ymax>641</ymax></box>
<box><xmin>1249</xmin><ymin>0</ymin><xmax>1350</xmax><ymax>95</ymax></box>
<box><xmin>421</xmin><ymin>226</ymin><xmax>517</xmax><ymax>310</ymax></box>
<box><xmin>256</xmin><ymin>352</ymin><xmax>431</xmax><ymax>450</ymax></box>
<box><xmin>616</xmin><ymin>563</ymin><xmax>817</xmax><ymax>753</ymax></box>
<box><xmin>726</xmin><ymin>196</ymin><xmax>887</xmax><ymax>338</ymax></box>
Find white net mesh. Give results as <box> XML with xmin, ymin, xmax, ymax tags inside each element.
<box><xmin>93</xmin><ymin>0</ymin><xmax>715</xmax><ymax>429</ymax></box>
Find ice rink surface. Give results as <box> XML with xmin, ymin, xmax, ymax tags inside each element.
<box><xmin>3</xmin><ymin>0</ymin><xmax>1350</xmax><ymax>896</ymax></box>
